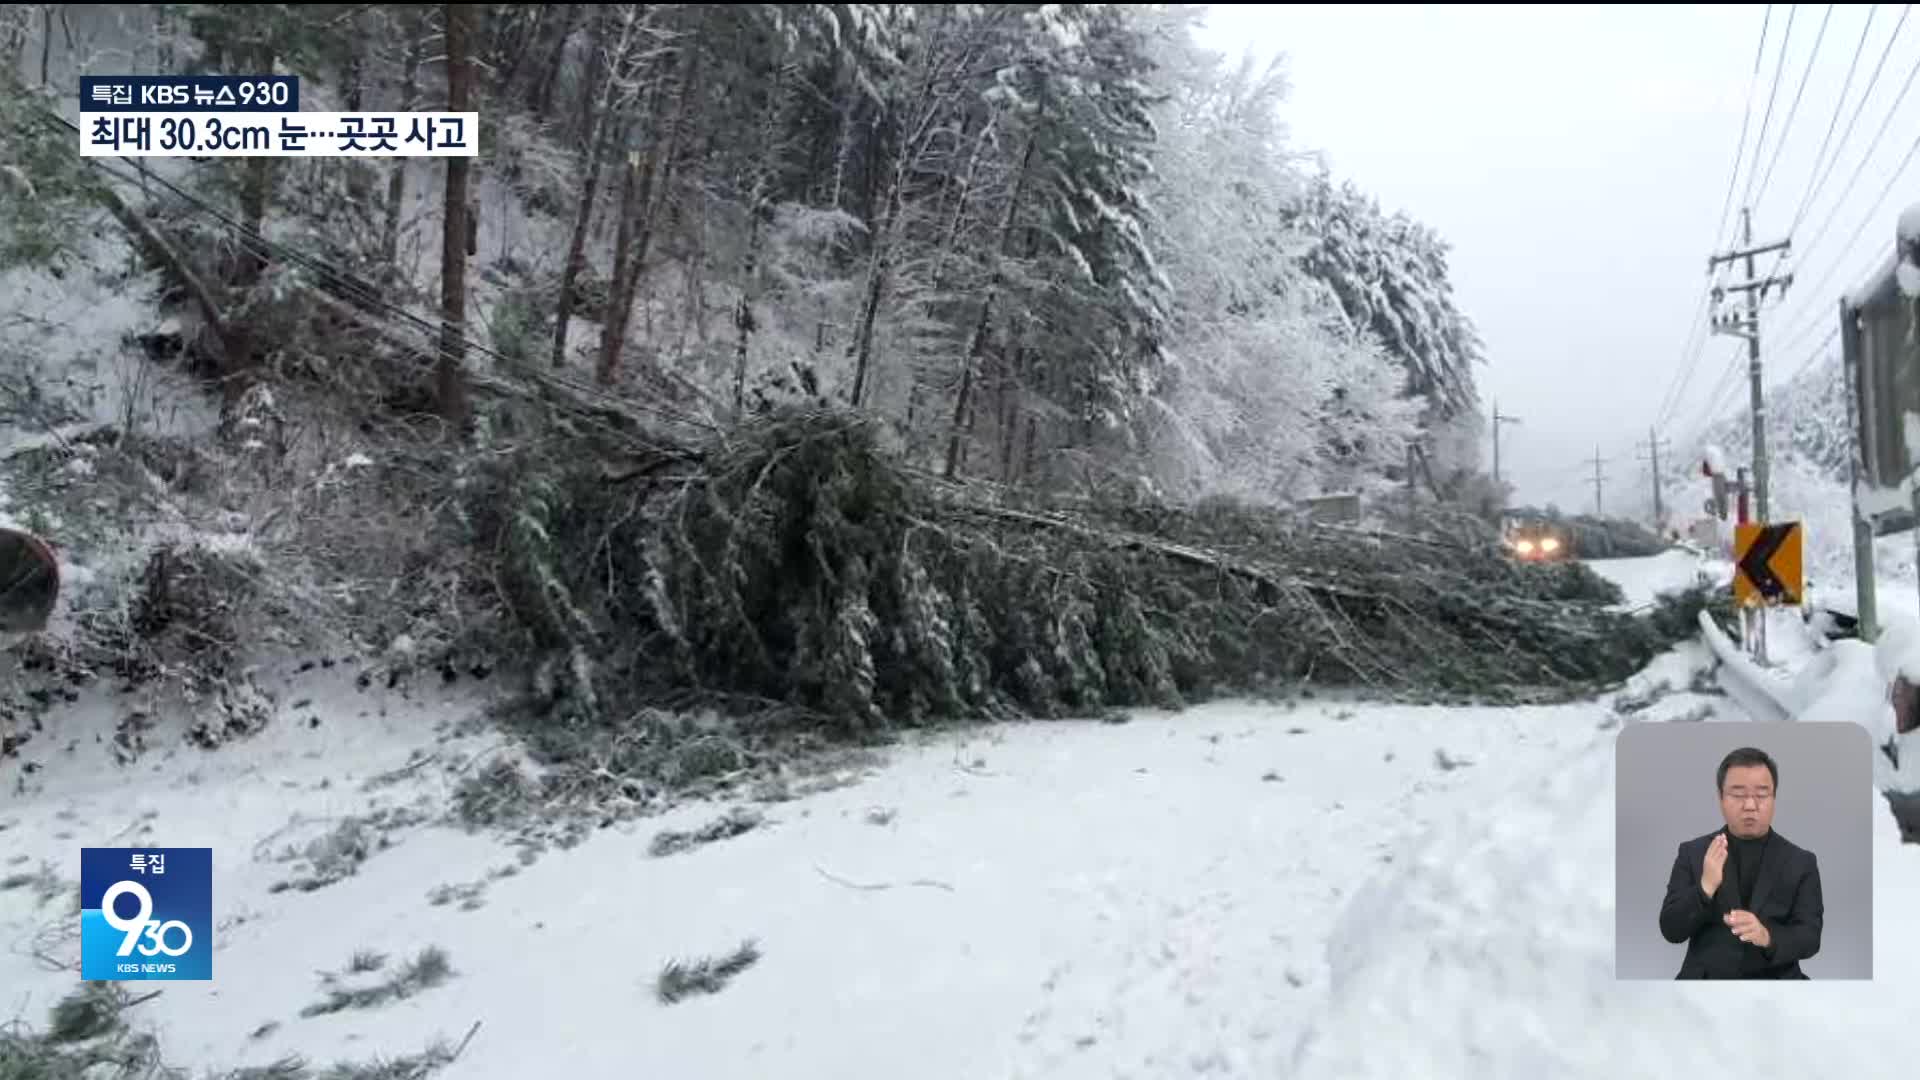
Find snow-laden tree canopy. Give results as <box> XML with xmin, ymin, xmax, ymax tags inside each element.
<box><xmin>1281</xmin><ymin>173</ymin><xmax>1486</xmax><ymax>420</ymax></box>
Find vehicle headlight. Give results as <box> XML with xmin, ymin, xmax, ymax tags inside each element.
<box><xmin>1541</xmin><ymin>537</ymin><xmax>1561</xmax><ymax>552</ymax></box>
<box><xmin>1516</xmin><ymin>539</ymin><xmax>1535</xmax><ymax>554</ymax></box>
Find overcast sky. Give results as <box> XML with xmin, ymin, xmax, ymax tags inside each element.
<box><xmin>1195</xmin><ymin>3</ymin><xmax>1920</xmax><ymax>516</ymax></box>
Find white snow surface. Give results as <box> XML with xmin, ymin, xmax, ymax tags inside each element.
<box><xmin>1585</xmin><ymin>548</ymin><xmax>1702</xmax><ymax>609</ymax></box>
<box><xmin>1290</xmin><ymin>729</ymin><xmax>1918</xmax><ymax>1078</ymax></box>
<box><xmin>5</xmin><ymin>551</ymin><xmax>1919</xmax><ymax>1079</ymax></box>
<box><xmin>1899</xmin><ymin>255</ymin><xmax>1920</xmax><ymax>300</ymax></box>
<box><xmin>4</xmin><ymin>673</ymin><xmax>1636</xmax><ymax>1078</ymax></box>
<box><xmin>1900</xmin><ymin>200</ymin><xmax>1920</xmax><ymax>246</ymax></box>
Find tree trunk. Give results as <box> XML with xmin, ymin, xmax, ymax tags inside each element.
<box><xmin>550</xmin><ymin>89</ymin><xmax>620</xmax><ymax>368</ymax></box>
<box><xmin>930</xmin><ymin>116</ymin><xmax>990</xmax><ymax>294</ymax></box>
<box><xmin>154</xmin><ymin>6</ymin><xmax>173</xmax><ymax>74</ymax></box>
<box><xmin>232</xmin><ymin>39</ymin><xmax>276</xmax><ymax>293</ymax></box>
<box><xmin>846</xmin><ymin>125</ymin><xmax>916</xmax><ymax>407</ymax></box>
<box><xmin>846</xmin><ymin>31</ymin><xmax>956</xmax><ymax>409</ymax></box>
<box><xmin>945</xmin><ymin>131</ymin><xmax>1035</xmax><ymax>479</ymax></box>
<box><xmin>595</xmin><ymin>117</ymin><xmax>649</xmax><ymax>384</ymax></box>
<box><xmin>552</xmin><ymin>3</ymin><xmax>644</xmax><ymax>368</ymax></box>
<box><xmin>90</xmin><ymin>179</ymin><xmax>232</xmax><ymax>358</ymax></box>
<box><xmin>39</xmin><ymin>5</ymin><xmax>51</xmax><ymax>86</ymax></box>
<box><xmin>597</xmin><ymin>47</ymin><xmax>695</xmax><ymax>386</ymax></box>
<box><xmin>575</xmin><ymin>5</ymin><xmax>610</xmax><ymax>144</ymax></box>
<box><xmin>437</xmin><ymin>2</ymin><xmax>472</xmax><ymax>433</ymax></box>
<box><xmin>829</xmin><ymin>86</ymin><xmax>855</xmax><ymax>212</ymax></box>
<box><xmin>532</xmin><ymin>4</ymin><xmax>582</xmax><ymax>121</ymax></box>
<box><xmin>1000</xmin><ymin>336</ymin><xmax>1031</xmax><ymax>484</ymax></box>
<box><xmin>343</xmin><ymin>45</ymin><xmax>361</xmax><ymax>111</ymax></box>
<box><xmin>1017</xmin><ymin>410</ymin><xmax>1038</xmax><ymax>487</ymax></box>
<box><xmin>844</xmin><ymin>200</ymin><xmax>893</xmax><ymax>408</ymax></box>
<box><xmin>383</xmin><ymin>22</ymin><xmax>421</xmax><ymax>268</ymax></box>
<box><xmin>906</xmin><ymin>115</ymin><xmax>991</xmax><ymax>450</ymax></box>
<box><xmin>343</xmin><ymin>18</ymin><xmax>370</xmax><ymax>208</ymax></box>
<box><xmin>732</xmin><ymin>67</ymin><xmax>784</xmax><ymax>412</ymax></box>
<box><xmin>496</xmin><ymin>3</ymin><xmax>545</xmax><ymax>98</ymax></box>
<box><xmin>237</xmin><ymin>157</ymin><xmax>269</xmax><ymax>280</ymax></box>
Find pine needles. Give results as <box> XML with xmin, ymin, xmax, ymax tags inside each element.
<box><xmin>655</xmin><ymin>940</ymin><xmax>762</xmax><ymax>1004</ymax></box>
<box><xmin>300</xmin><ymin>947</ymin><xmax>453</xmax><ymax>1018</ymax></box>
<box><xmin>476</xmin><ymin>407</ymin><xmax>1718</xmax><ymax>748</ymax></box>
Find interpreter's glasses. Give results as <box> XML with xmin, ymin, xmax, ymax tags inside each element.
<box><xmin>1722</xmin><ymin>791</ymin><xmax>1773</xmax><ymax>806</ymax></box>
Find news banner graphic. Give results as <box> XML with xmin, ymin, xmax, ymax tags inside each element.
<box><xmin>78</xmin><ymin>74</ymin><xmax>476</xmax><ymax>158</ymax></box>
<box><xmin>80</xmin><ymin>848</ymin><xmax>213</xmax><ymax>981</ymax></box>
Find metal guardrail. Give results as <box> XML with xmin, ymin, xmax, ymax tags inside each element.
<box><xmin>1696</xmin><ymin>609</ymin><xmax>1794</xmax><ymax>722</ymax></box>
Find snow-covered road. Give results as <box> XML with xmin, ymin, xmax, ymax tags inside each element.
<box><xmin>3</xmin><ymin>552</ymin><xmax>1915</xmax><ymax>1078</ymax></box>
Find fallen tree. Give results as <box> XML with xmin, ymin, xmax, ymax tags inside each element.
<box><xmin>470</xmin><ymin>408</ymin><xmax>1726</xmax><ymax>747</ymax></box>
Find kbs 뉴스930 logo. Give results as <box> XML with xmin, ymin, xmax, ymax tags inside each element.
<box><xmin>80</xmin><ymin>848</ymin><xmax>213</xmax><ymax>981</ymax></box>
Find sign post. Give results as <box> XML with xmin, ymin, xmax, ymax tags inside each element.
<box><xmin>1734</xmin><ymin>520</ymin><xmax>1802</xmax><ymax>666</ymax></box>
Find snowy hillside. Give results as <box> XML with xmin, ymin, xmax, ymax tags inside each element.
<box><xmin>1666</xmin><ymin>345</ymin><xmax>1918</xmax><ymax>614</ymax></box>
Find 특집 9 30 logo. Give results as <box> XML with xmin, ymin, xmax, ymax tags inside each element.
<box><xmin>80</xmin><ymin>847</ymin><xmax>212</xmax><ymax>981</ymax></box>
<box><xmin>100</xmin><ymin>879</ymin><xmax>194</xmax><ymax>957</ymax></box>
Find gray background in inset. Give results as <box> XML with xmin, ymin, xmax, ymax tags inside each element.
<box><xmin>1615</xmin><ymin>721</ymin><xmax>1873</xmax><ymax>980</ymax></box>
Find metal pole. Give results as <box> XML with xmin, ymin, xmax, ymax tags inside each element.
<box><xmin>1491</xmin><ymin>402</ymin><xmax>1520</xmax><ymax>493</ymax></box>
<box><xmin>1650</xmin><ymin>428</ymin><xmax>1663</xmax><ymax>525</ymax></box>
<box><xmin>1907</xmin><ymin>224</ymin><xmax>1920</xmax><ymax>637</ymax></box>
<box><xmin>1741</xmin><ymin>209</ymin><xmax>1771</xmax><ymax>522</ymax></box>
<box><xmin>1841</xmin><ymin>296</ymin><xmax>1877</xmax><ymax>642</ymax></box>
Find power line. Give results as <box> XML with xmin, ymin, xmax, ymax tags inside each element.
<box><xmin>1715</xmin><ymin>4</ymin><xmax>1777</xmax><ymax>252</ymax></box>
<box><xmin>1739</xmin><ymin>4</ymin><xmax>1800</xmax><ymax>214</ymax></box>
<box><xmin>1652</xmin><ymin>299</ymin><xmax>1714</xmax><ymax>433</ymax></box>
<box><xmin>1774</xmin><ymin>6</ymin><xmax>1918</xmax><ymax>279</ymax></box>
<box><xmin>1653</xmin><ymin>7</ymin><xmax>1779</xmax><ymax>433</ymax></box>
<box><xmin>1785</xmin><ymin>4</ymin><xmax>1884</xmax><ymax>235</ymax></box>
<box><xmin>1753</xmin><ymin>3</ymin><xmax>1834</xmax><ymax>213</ymax></box>
<box><xmin>1781</xmin><ymin>324</ymin><xmax>1842</xmax><ymax>386</ymax></box>
<box><xmin>1792</xmin><ymin>3</ymin><xmax>1913</xmax><ymax>243</ymax></box>
<box><xmin>1770</xmin><ymin>124</ymin><xmax>1920</xmax><ymax>350</ymax></box>
<box><xmin>1672</xmin><ymin>346</ymin><xmax>1751</xmax><ymax>454</ymax></box>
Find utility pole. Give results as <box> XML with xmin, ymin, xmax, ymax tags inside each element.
<box><xmin>1590</xmin><ymin>447</ymin><xmax>1607</xmax><ymax>516</ymax></box>
<box><xmin>1638</xmin><ymin>429</ymin><xmax>1671</xmax><ymax>528</ymax></box>
<box><xmin>1491</xmin><ymin>400</ymin><xmax>1521</xmax><ymax>490</ymax></box>
<box><xmin>1708</xmin><ymin>207</ymin><xmax>1792</xmax><ymax>522</ymax></box>
<box><xmin>1840</xmin><ymin>295</ymin><xmax>1876</xmax><ymax>642</ymax></box>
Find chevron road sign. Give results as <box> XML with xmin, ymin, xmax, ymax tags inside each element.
<box><xmin>1733</xmin><ymin>521</ymin><xmax>1802</xmax><ymax>608</ymax></box>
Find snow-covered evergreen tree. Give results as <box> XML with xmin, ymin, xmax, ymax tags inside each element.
<box><xmin>3</xmin><ymin>2</ymin><xmax>1490</xmax><ymax>509</ymax></box>
<box><xmin>1283</xmin><ymin>173</ymin><xmax>1485</xmax><ymax>419</ymax></box>
<box><xmin>1135</xmin><ymin>8</ymin><xmax>1419</xmax><ymax>503</ymax></box>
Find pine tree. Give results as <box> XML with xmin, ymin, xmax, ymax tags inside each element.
<box><xmin>1283</xmin><ymin>173</ymin><xmax>1484</xmax><ymax>419</ymax></box>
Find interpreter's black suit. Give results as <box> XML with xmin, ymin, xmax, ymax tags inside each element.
<box><xmin>1658</xmin><ymin>827</ymin><xmax>1823</xmax><ymax>979</ymax></box>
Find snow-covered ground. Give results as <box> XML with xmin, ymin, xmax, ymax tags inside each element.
<box><xmin>3</xmin><ymin>551</ymin><xmax>1917</xmax><ymax>1078</ymax></box>
<box><xmin>1589</xmin><ymin>548</ymin><xmax>1705</xmax><ymax>609</ymax></box>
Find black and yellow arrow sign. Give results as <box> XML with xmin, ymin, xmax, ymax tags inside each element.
<box><xmin>1734</xmin><ymin>521</ymin><xmax>1802</xmax><ymax>607</ymax></box>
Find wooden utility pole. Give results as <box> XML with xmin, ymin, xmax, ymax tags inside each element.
<box><xmin>1638</xmin><ymin>429</ymin><xmax>1671</xmax><ymax>527</ymax></box>
<box><xmin>1491</xmin><ymin>400</ymin><xmax>1521</xmax><ymax>492</ymax></box>
<box><xmin>1708</xmin><ymin>208</ymin><xmax>1791</xmax><ymax>522</ymax></box>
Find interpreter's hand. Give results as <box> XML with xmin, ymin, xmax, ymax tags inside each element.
<box><xmin>1725</xmin><ymin>909</ymin><xmax>1772</xmax><ymax>949</ymax></box>
<box><xmin>1701</xmin><ymin>832</ymin><xmax>1728</xmax><ymax>898</ymax></box>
